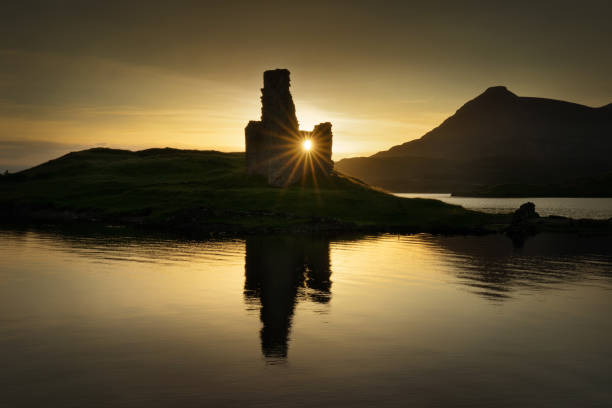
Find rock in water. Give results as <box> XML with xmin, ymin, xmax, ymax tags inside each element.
<box><xmin>512</xmin><ymin>202</ymin><xmax>540</xmax><ymax>223</ymax></box>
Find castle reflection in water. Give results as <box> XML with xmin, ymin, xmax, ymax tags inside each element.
<box><xmin>243</xmin><ymin>236</ymin><xmax>332</xmax><ymax>360</ymax></box>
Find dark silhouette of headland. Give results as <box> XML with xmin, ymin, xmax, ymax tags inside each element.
<box><xmin>246</xmin><ymin>69</ymin><xmax>333</xmax><ymax>186</ymax></box>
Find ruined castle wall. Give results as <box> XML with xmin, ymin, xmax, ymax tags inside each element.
<box><xmin>261</xmin><ymin>69</ymin><xmax>299</xmax><ymax>138</ymax></box>
<box><xmin>260</xmin><ymin>69</ymin><xmax>302</xmax><ymax>186</ymax></box>
<box><xmin>312</xmin><ymin>122</ymin><xmax>333</xmax><ymax>174</ymax></box>
<box><xmin>245</xmin><ymin>69</ymin><xmax>334</xmax><ymax>187</ymax></box>
<box><xmin>245</xmin><ymin>121</ymin><xmax>266</xmax><ymax>176</ymax></box>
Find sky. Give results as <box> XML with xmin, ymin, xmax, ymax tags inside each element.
<box><xmin>1</xmin><ymin>0</ymin><xmax>611</xmax><ymax>171</ymax></box>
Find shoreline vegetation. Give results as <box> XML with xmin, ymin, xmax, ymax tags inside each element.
<box><xmin>451</xmin><ymin>173</ymin><xmax>612</xmax><ymax>198</ymax></box>
<box><xmin>1</xmin><ymin>148</ymin><xmax>610</xmax><ymax>238</ymax></box>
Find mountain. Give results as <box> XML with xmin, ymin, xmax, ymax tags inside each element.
<box><xmin>336</xmin><ymin>87</ymin><xmax>612</xmax><ymax>193</ymax></box>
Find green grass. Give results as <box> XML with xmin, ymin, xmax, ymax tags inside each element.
<box><xmin>0</xmin><ymin>148</ymin><xmax>503</xmax><ymax>232</ymax></box>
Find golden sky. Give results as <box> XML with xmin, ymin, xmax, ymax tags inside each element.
<box><xmin>1</xmin><ymin>1</ymin><xmax>611</xmax><ymax>170</ymax></box>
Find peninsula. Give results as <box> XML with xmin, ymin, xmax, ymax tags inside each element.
<box><xmin>1</xmin><ymin>70</ymin><xmax>610</xmax><ymax>237</ymax></box>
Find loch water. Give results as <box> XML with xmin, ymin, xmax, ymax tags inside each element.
<box><xmin>1</xmin><ymin>228</ymin><xmax>611</xmax><ymax>407</ymax></box>
<box><xmin>395</xmin><ymin>193</ymin><xmax>612</xmax><ymax>219</ymax></box>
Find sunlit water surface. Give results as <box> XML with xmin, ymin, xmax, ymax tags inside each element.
<box><xmin>1</xmin><ymin>228</ymin><xmax>612</xmax><ymax>407</ymax></box>
<box><xmin>395</xmin><ymin>193</ymin><xmax>612</xmax><ymax>219</ymax></box>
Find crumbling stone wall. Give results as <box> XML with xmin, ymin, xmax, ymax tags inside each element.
<box><xmin>261</xmin><ymin>69</ymin><xmax>299</xmax><ymax>136</ymax></box>
<box><xmin>245</xmin><ymin>69</ymin><xmax>333</xmax><ymax>187</ymax></box>
<box><xmin>245</xmin><ymin>121</ymin><xmax>265</xmax><ymax>176</ymax></box>
<box><xmin>312</xmin><ymin>122</ymin><xmax>333</xmax><ymax>174</ymax></box>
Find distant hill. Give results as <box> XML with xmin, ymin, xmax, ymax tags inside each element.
<box><xmin>336</xmin><ymin>87</ymin><xmax>612</xmax><ymax>194</ymax></box>
<box><xmin>452</xmin><ymin>172</ymin><xmax>612</xmax><ymax>197</ymax></box>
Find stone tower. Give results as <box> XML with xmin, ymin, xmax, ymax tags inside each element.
<box><xmin>245</xmin><ymin>69</ymin><xmax>333</xmax><ymax>186</ymax></box>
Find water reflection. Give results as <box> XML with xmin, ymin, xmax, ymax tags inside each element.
<box><xmin>4</xmin><ymin>226</ymin><xmax>610</xmax><ymax>309</ymax></box>
<box><xmin>2</xmin><ymin>227</ymin><xmax>612</xmax><ymax>407</ymax></box>
<box><xmin>421</xmin><ymin>234</ymin><xmax>612</xmax><ymax>300</ymax></box>
<box><xmin>244</xmin><ymin>236</ymin><xmax>332</xmax><ymax>360</ymax></box>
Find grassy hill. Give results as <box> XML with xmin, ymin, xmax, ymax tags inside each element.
<box><xmin>0</xmin><ymin>148</ymin><xmax>501</xmax><ymax>234</ymax></box>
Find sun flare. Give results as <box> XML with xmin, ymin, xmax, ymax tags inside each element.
<box><xmin>302</xmin><ymin>139</ymin><xmax>313</xmax><ymax>151</ymax></box>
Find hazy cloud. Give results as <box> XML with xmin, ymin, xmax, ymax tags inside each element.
<box><xmin>1</xmin><ymin>0</ymin><xmax>610</xmax><ymax>164</ymax></box>
<box><xmin>0</xmin><ymin>140</ymin><xmax>90</xmax><ymax>172</ymax></box>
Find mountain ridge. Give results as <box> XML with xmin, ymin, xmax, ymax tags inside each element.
<box><xmin>336</xmin><ymin>87</ymin><xmax>612</xmax><ymax>193</ymax></box>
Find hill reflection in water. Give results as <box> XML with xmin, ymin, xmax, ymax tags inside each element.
<box><xmin>418</xmin><ymin>233</ymin><xmax>612</xmax><ymax>300</ymax></box>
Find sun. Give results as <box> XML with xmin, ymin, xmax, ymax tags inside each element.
<box><xmin>302</xmin><ymin>139</ymin><xmax>313</xmax><ymax>152</ymax></box>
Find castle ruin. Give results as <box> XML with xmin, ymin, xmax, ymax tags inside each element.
<box><xmin>245</xmin><ymin>69</ymin><xmax>333</xmax><ymax>186</ymax></box>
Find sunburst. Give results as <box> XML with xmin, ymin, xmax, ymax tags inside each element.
<box><xmin>302</xmin><ymin>139</ymin><xmax>312</xmax><ymax>151</ymax></box>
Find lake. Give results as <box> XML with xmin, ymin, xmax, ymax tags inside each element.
<box><xmin>395</xmin><ymin>193</ymin><xmax>612</xmax><ymax>219</ymax></box>
<box><xmin>1</xmin><ymin>228</ymin><xmax>611</xmax><ymax>407</ymax></box>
